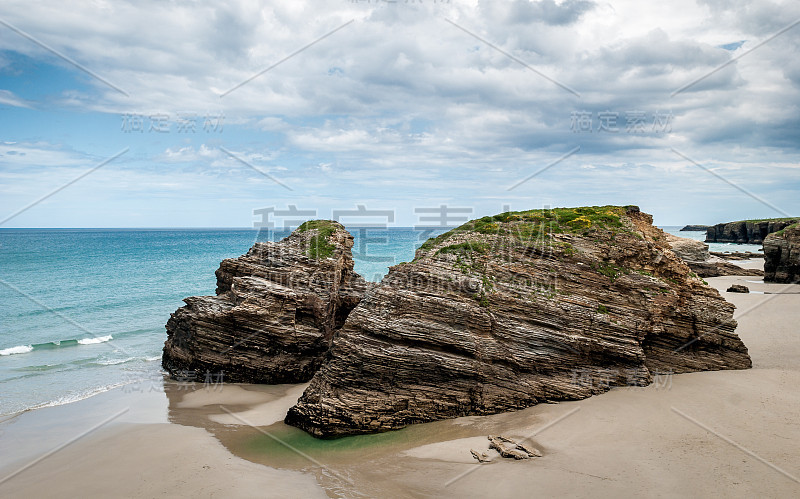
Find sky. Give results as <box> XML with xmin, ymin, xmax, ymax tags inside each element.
<box><xmin>0</xmin><ymin>0</ymin><xmax>798</xmax><ymax>228</ymax></box>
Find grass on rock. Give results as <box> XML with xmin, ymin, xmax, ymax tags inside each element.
<box><xmin>297</xmin><ymin>220</ymin><xmax>338</xmax><ymax>259</ymax></box>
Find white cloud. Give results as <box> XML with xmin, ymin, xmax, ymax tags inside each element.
<box><xmin>0</xmin><ymin>89</ymin><xmax>32</xmax><ymax>108</ymax></box>
<box><xmin>0</xmin><ymin>0</ymin><xmax>798</xmax><ymax>226</ymax></box>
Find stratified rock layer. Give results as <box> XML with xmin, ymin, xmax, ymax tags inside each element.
<box><xmin>706</xmin><ymin>219</ymin><xmax>798</xmax><ymax>244</ymax></box>
<box><xmin>286</xmin><ymin>206</ymin><xmax>751</xmax><ymax>438</ymax></box>
<box><xmin>763</xmin><ymin>223</ymin><xmax>800</xmax><ymax>283</ymax></box>
<box><xmin>162</xmin><ymin>221</ymin><xmax>367</xmax><ymax>383</ymax></box>
<box><xmin>666</xmin><ymin>233</ymin><xmax>762</xmax><ymax>278</ymax></box>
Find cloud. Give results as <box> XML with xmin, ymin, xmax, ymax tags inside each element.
<box><xmin>499</xmin><ymin>0</ymin><xmax>598</xmax><ymax>26</ymax></box>
<box><xmin>0</xmin><ymin>0</ymin><xmax>797</xmax><ymax>226</ymax></box>
<box><xmin>0</xmin><ymin>89</ymin><xmax>32</xmax><ymax>108</ymax></box>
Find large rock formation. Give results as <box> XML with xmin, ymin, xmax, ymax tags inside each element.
<box><xmin>286</xmin><ymin>206</ymin><xmax>752</xmax><ymax>438</ymax></box>
<box><xmin>665</xmin><ymin>234</ymin><xmax>762</xmax><ymax>278</ymax></box>
<box><xmin>763</xmin><ymin>223</ymin><xmax>800</xmax><ymax>283</ymax></box>
<box><xmin>706</xmin><ymin>219</ymin><xmax>798</xmax><ymax>244</ymax></box>
<box><xmin>162</xmin><ymin>221</ymin><xmax>368</xmax><ymax>383</ymax></box>
<box><xmin>680</xmin><ymin>225</ymin><xmax>710</xmax><ymax>232</ymax></box>
<box><xmin>665</xmin><ymin>233</ymin><xmax>710</xmax><ymax>263</ymax></box>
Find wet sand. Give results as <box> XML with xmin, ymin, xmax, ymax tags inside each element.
<box><xmin>1</xmin><ymin>260</ymin><xmax>798</xmax><ymax>497</ymax></box>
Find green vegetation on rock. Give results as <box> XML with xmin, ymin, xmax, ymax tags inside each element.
<box><xmin>773</xmin><ymin>222</ymin><xmax>799</xmax><ymax>237</ymax></box>
<box><xmin>297</xmin><ymin>220</ymin><xmax>338</xmax><ymax>259</ymax></box>
<box><xmin>596</xmin><ymin>261</ymin><xmax>626</xmax><ymax>282</ymax></box>
<box><xmin>738</xmin><ymin>217</ymin><xmax>798</xmax><ymax>223</ymax></box>
<box><xmin>418</xmin><ymin>206</ymin><xmax>628</xmax><ymax>256</ymax></box>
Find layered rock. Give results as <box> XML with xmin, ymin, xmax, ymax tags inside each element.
<box><xmin>665</xmin><ymin>233</ymin><xmax>709</xmax><ymax>263</ymax></box>
<box><xmin>709</xmin><ymin>251</ymin><xmax>763</xmax><ymax>260</ymax></box>
<box><xmin>162</xmin><ymin>221</ymin><xmax>368</xmax><ymax>383</ymax></box>
<box><xmin>686</xmin><ymin>259</ymin><xmax>763</xmax><ymax>278</ymax></box>
<box><xmin>763</xmin><ymin>223</ymin><xmax>800</xmax><ymax>283</ymax></box>
<box><xmin>286</xmin><ymin>206</ymin><xmax>751</xmax><ymax>438</ymax></box>
<box><xmin>706</xmin><ymin>219</ymin><xmax>798</xmax><ymax>244</ymax></box>
<box><xmin>666</xmin><ymin>233</ymin><xmax>762</xmax><ymax>278</ymax></box>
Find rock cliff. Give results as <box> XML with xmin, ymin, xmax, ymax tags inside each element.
<box><xmin>706</xmin><ymin>219</ymin><xmax>798</xmax><ymax>244</ymax></box>
<box><xmin>286</xmin><ymin>206</ymin><xmax>752</xmax><ymax>438</ymax></box>
<box><xmin>763</xmin><ymin>223</ymin><xmax>800</xmax><ymax>283</ymax></box>
<box><xmin>162</xmin><ymin>220</ymin><xmax>368</xmax><ymax>383</ymax></box>
<box><xmin>665</xmin><ymin>234</ymin><xmax>762</xmax><ymax>278</ymax></box>
<box><xmin>680</xmin><ymin>225</ymin><xmax>710</xmax><ymax>232</ymax></box>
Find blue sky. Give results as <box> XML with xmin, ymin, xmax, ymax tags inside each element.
<box><xmin>1</xmin><ymin>0</ymin><xmax>799</xmax><ymax>228</ymax></box>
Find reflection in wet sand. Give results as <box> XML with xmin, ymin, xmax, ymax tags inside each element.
<box><xmin>164</xmin><ymin>380</ymin><xmax>551</xmax><ymax>497</ymax></box>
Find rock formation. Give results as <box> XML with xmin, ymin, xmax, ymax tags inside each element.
<box><xmin>162</xmin><ymin>221</ymin><xmax>368</xmax><ymax>383</ymax></box>
<box><xmin>726</xmin><ymin>284</ymin><xmax>749</xmax><ymax>293</ymax></box>
<box><xmin>286</xmin><ymin>206</ymin><xmax>752</xmax><ymax>438</ymax></box>
<box><xmin>709</xmin><ymin>251</ymin><xmax>763</xmax><ymax>260</ymax></box>
<box><xmin>686</xmin><ymin>260</ymin><xmax>763</xmax><ymax>278</ymax></box>
<box><xmin>706</xmin><ymin>219</ymin><xmax>798</xmax><ymax>244</ymax></box>
<box><xmin>763</xmin><ymin>223</ymin><xmax>800</xmax><ymax>283</ymax></box>
<box><xmin>488</xmin><ymin>435</ymin><xmax>542</xmax><ymax>459</ymax></box>
<box><xmin>680</xmin><ymin>225</ymin><xmax>710</xmax><ymax>232</ymax></box>
<box><xmin>665</xmin><ymin>233</ymin><xmax>709</xmax><ymax>263</ymax></box>
<box><xmin>666</xmin><ymin>234</ymin><xmax>762</xmax><ymax>278</ymax></box>
<box><xmin>470</xmin><ymin>449</ymin><xmax>490</xmax><ymax>463</ymax></box>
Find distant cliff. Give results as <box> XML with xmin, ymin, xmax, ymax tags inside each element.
<box><xmin>706</xmin><ymin>218</ymin><xmax>798</xmax><ymax>244</ymax></box>
<box><xmin>680</xmin><ymin>225</ymin><xmax>710</xmax><ymax>232</ymax></box>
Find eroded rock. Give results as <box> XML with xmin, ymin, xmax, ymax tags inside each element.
<box><xmin>764</xmin><ymin>223</ymin><xmax>800</xmax><ymax>283</ymax></box>
<box><xmin>665</xmin><ymin>234</ymin><xmax>762</xmax><ymax>278</ymax></box>
<box><xmin>286</xmin><ymin>206</ymin><xmax>752</xmax><ymax>438</ymax></box>
<box><xmin>488</xmin><ymin>435</ymin><xmax>542</xmax><ymax>459</ymax></box>
<box><xmin>162</xmin><ymin>221</ymin><xmax>368</xmax><ymax>383</ymax></box>
<box><xmin>470</xmin><ymin>449</ymin><xmax>491</xmax><ymax>463</ymax></box>
<box><xmin>706</xmin><ymin>219</ymin><xmax>798</xmax><ymax>244</ymax></box>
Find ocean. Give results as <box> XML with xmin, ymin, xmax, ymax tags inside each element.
<box><xmin>0</xmin><ymin>226</ymin><xmax>761</xmax><ymax>416</ymax></box>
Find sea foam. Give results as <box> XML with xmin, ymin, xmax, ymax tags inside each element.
<box><xmin>77</xmin><ymin>335</ymin><xmax>113</xmax><ymax>345</ymax></box>
<box><xmin>0</xmin><ymin>345</ymin><xmax>34</xmax><ymax>356</ymax></box>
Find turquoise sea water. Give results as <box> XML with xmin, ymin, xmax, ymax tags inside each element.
<box><xmin>0</xmin><ymin>226</ymin><xmax>761</xmax><ymax>416</ymax></box>
<box><xmin>0</xmin><ymin>228</ymin><xmax>443</xmax><ymax>416</ymax></box>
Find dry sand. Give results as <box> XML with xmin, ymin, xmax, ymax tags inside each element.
<box><xmin>1</xmin><ymin>261</ymin><xmax>798</xmax><ymax>498</ymax></box>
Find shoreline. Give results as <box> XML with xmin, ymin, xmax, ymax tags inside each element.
<box><xmin>1</xmin><ymin>261</ymin><xmax>799</xmax><ymax>497</ymax></box>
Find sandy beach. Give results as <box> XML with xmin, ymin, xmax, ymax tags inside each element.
<box><xmin>1</xmin><ymin>260</ymin><xmax>798</xmax><ymax>498</ymax></box>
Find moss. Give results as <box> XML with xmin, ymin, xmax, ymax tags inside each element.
<box><xmin>773</xmin><ymin>222</ymin><xmax>799</xmax><ymax>237</ymax></box>
<box><xmin>481</xmin><ymin>274</ymin><xmax>494</xmax><ymax>292</ymax></box>
<box><xmin>596</xmin><ymin>261</ymin><xmax>625</xmax><ymax>282</ymax></box>
<box><xmin>417</xmin><ymin>231</ymin><xmax>453</xmax><ymax>254</ymax></box>
<box><xmin>738</xmin><ymin>217</ymin><xmax>798</xmax><ymax>223</ymax></box>
<box><xmin>297</xmin><ymin>220</ymin><xmax>337</xmax><ymax>260</ymax></box>
<box><xmin>414</xmin><ymin>205</ymin><xmax>636</xmax><ymax>261</ymax></box>
<box><xmin>597</xmin><ymin>304</ymin><xmax>609</xmax><ymax>314</ymax></box>
<box><xmin>446</xmin><ymin>206</ymin><xmax>627</xmax><ymax>244</ymax></box>
<box><xmin>474</xmin><ymin>292</ymin><xmax>491</xmax><ymax>308</ymax></box>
